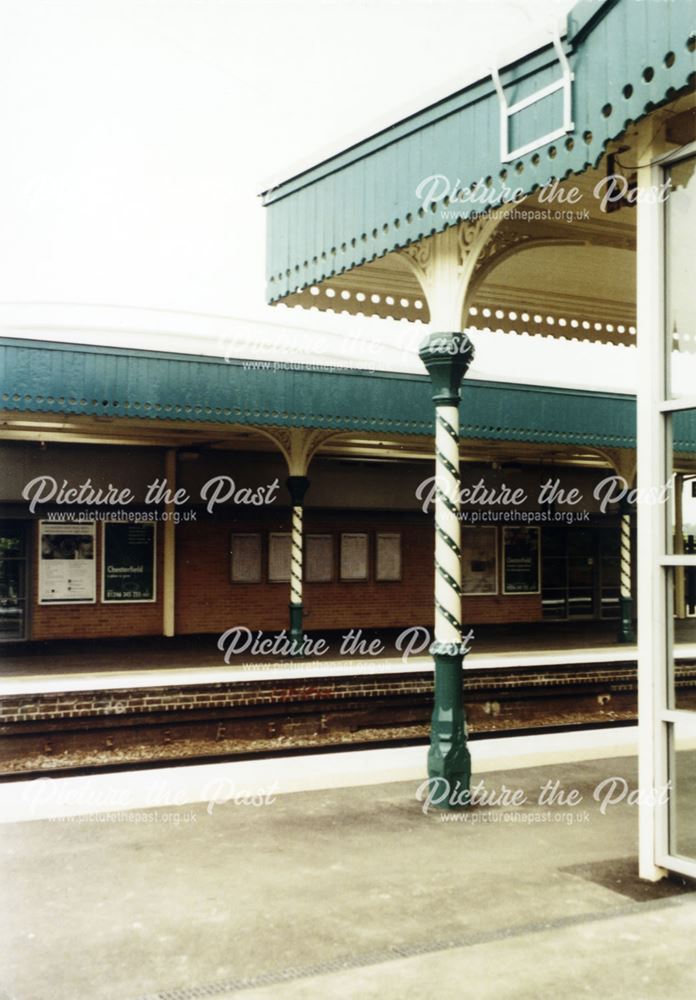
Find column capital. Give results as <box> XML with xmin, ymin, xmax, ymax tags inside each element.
<box><xmin>419</xmin><ymin>332</ymin><xmax>475</xmax><ymax>406</ymax></box>
<box><xmin>286</xmin><ymin>475</ymin><xmax>310</xmax><ymax>506</ymax></box>
<box><xmin>619</xmin><ymin>496</ymin><xmax>635</xmax><ymax>516</ymax></box>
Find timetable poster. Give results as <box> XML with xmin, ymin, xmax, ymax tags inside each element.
<box><xmin>503</xmin><ymin>526</ymin><xmax>540</xmax><ymax>594</ymax></box>
<box><xmin>103</xmin><ymin>522</ymin><xmax>156</xmax><ymax>602</ymax></box>
<box><xmin>39</xmin><ymin>522</ymin><xmax>96</xmax><ymax>604</ymax></box>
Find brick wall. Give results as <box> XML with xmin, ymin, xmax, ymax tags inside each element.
<box><xmin>0</xmin><ymin>675</ymin><xmax>435</xmax><ymax>723</ymax></box>
<box><xmin>175</xmin><ymin>511</ymin><xmax>543</xmax><ymax>635</ymax></box>
<box><xmin>27</xmin><ymin>511</ymin><xmax>542</xmax><ymax>641</ymax></box>
<box><xmin>0</xmin><ymin>662</ymin><xmax>647</xmax><ymax>724</ymax></box>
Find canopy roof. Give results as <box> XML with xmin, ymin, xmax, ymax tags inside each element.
<box><xmin>2</xmin><ymin>335</ymin><xmax>694</xmax><ymax>455</ymax></box>
<box><xmin>261</xmin><ymin>0</ymin><xmax>695</xmax><ymax>344</ymax></box>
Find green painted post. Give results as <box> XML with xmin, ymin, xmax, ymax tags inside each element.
<box><xmin>419</xmin><ymin>331</ymin><xmax>475</xmax><ymax>807</ymax></box>
<box><xmin>617</xmin><ymin>498</ymin><xmax>636</xmax><ymax>644</ymax></box>
<box><xmin>287</xmin><ymin>475</ymin><xmax>310</xmax><ymax>654</ymax></box>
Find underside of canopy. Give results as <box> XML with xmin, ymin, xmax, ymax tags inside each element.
<box><xmin>277</xmin><ymin>162</ymin><xmax>640</xmax><ymax>346</ymax></box>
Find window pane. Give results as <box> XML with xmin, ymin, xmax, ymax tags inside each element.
<box><xmin>666</xmin><ymin>154</ymin><xmax>696</xmax><ymax>400</ymax></box>
<box><xmin>0</xmin><ymin>522</ymin><xmax>27</xmax><ymax>640</ymax></box>
<box><xmin>667</xmin><ymin>410</ymin><xmax>696</xmax><ymax>558</ymax></box>
<box><xmin>666</xmin><ymin>560</ymin><xmax>696</xmax><ymax>711</ymax></box>
<box><xmin>668</xmin><ymin>717</ymin><xmax>696</xmax><ymax>861</ymax></box>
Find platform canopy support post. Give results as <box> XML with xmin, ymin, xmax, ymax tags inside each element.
<box><xmin>674</xmin><ymin>473</ymin><xmax>687</xmax><ymax>620</ymax></box>
<box><xmin>618</xmin><ymin>497</ymin><xmax>636</xmax><ymax>644</ymax></box>
<box><xmin>402</xmin><ymin>219</ymin><xmax>503</xmax><ymax>806</ymax></box>
<box><xmin>287</xmin><ymin>474</ymin><xmax>310</xmax><ymax>653</ymax></box>
<box><xmin>163</xmin><ymin>447</ymin><xmax>177</xmax><ymax>638</ymax></box>
<box><xmin>255</xmin><ymin>427</ymin><xmax>340</xmax><ymax>656</ymax></box>
<box><xmin>597</xmin><ymin>449</ymin><xmax>638</xmax><ymax>645</ymax></box>
<box><xmin>420</xmin><ymin>332</ymin><xmax>475</xmax><ymax>804</ymax></box>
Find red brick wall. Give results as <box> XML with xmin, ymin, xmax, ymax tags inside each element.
<box><xmin>175</xmin><ymin>512</ymin><xmax>542</xmax><ymax>635</ymax></box>
<box><xmin>27</xmin><ymin>512</ymin><xmax>542</xmax><ymax>641</ymax></box>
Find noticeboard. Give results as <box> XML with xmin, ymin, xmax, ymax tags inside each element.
<box><xmin>502</xmin><ymin>526</ymin><xmax>540</xmax><ymax>594</ymax></box>
<box><xmin>230</xmin><ymin>533</ymin><xmax>262</xmax><ymax>583</ymax></box>
<box><xmin>376</xmin><ymin>532</ymin><xmax>401</xmax><ymax>581</ymax></box>
<box><xmin>102</xmin><ymin>522</ymin><xmax>156</xmax><ymax>603</ymax></box>
<box><xmin>305</xmin><ymin>534</ymin><xmax>334</xmax><ymax>582</ymax></box>
<box><xmin>462</xmin><ymin>526</ymin><xmax>498</xmax><ymax>595</ymax></box>
<box><xmin>39</xmin><ymin>521</ymin><xmax>97</xmax><ymax>604</ymax></box>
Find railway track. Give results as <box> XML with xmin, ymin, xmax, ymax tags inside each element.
<box><xmin>3</xmin><ymin>659</ymin><xmax>695</xmax><ymax>779</ymax></box>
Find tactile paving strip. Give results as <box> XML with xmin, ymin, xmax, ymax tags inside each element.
<box><xmin>131</xmin><ymin>893</ymin><xmax>694</xmax><ymax>999</ymax></box>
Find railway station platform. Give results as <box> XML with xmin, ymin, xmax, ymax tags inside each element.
<box><xmin>2</xmin><ymin>621</ymin><xmax>696</xmax><ymax>779</ymax></box>
<box><xmin>2</xmin><ymin>743</ymin><xmax>696</xmax><ymax>1000</ymax></box>
<box><xmin>2</xmin><ymin>620</ymin><xmax>696</xmax><ymax>685</ymax></box>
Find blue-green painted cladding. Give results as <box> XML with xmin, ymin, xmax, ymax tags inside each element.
<box><xmin>262</xmin><ymin>0</ymin><xmax>695</xmax><ymax>302</ymax></box>
<box><xmin>4</xmin><ymin>336</ymin><xmax>692</xmax><ymax>451</ymax></box>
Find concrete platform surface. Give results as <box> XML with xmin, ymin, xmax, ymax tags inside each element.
<box><xmin>1</xmin><ymin>754</ymin><xmax>695</xmax><ymax>1000</ymax></box>
<box><xmin>3</xmin><ymin>621</ymin><xmax>696</xmax><ymax>697</ymax></box>
<box><xmin>3</xmin><ymin>620</ymin><xmax>696</xmax><ymax>686</ymax></box>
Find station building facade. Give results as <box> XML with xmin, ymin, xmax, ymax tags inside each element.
<box><xmin>2</xmin><ymin>335</ymin><xmax>694</xmax><ymax>647</ymax></box>
<box><xmin>1</xmin><ymin>0</ymin><xmax>695</xmax><ymax>882</ymax></box>
<box><xmin>254</xmin><ymin>0</ymin><xmax>696</xmax><ymax>876</ymax></box>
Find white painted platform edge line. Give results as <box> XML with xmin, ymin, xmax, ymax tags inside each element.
<box><xmin>8</xmin><ymin>643</ymin><xmax>696</xmax><ymax>695</ymax></box>
<box><xmin>0</xmin><ymin>728</ymin><xmax>638</xmax><ymax>824</ymax></box>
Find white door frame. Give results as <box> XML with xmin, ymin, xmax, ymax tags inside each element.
<box><xmin>638</xmin><ymin>139</ymin><xmax>696</xmax><ymax>881</ymax></box>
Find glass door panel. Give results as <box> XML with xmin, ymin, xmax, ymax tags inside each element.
<box><xmin>567</xmin><ymin>528</ymin><xmax>596</xmax><ymax>618</ymax></box>
<box><xmin>654</xmin><ymin>148</ymin><xmax>696</xmax><ymax>878</ymax></box>
<box><xmin>598</xmin><ymin>525</ymin><xmax>621</xmax><ymax>619</ymax></box>
<box><xmin>0</xmin><ymin>521</ymin><xmax>28</xmax><ymax>641</ymax></box>
<box><xmin>541</xmin><ymin>527</ymin><xmax>568</xmax><ymax>619</ymax></box>
<box><xmin>666</xmin><ymin>714</ymin><xmax>696</xmax><ymax>863</ymax></box>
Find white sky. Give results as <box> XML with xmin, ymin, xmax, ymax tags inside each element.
<box><xmin>0</xmin><ymin>0</ymin><xmax>576</xmax><ymax>325</ymax></box>
<box><xmin>1</xmin><ymin>2</ymin><xmax>694</xmax><ymax>517</ymax></box>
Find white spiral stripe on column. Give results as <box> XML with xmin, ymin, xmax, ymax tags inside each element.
<box><xmin>434</xmin><ymin>405</ymin><xmax>462</xmax><ymax>647</ymax></box>
<box><xmin>291</xmin><ymin>505</ymin><xmax>303</xmax><ymax>605</ymax></box>
<box><xmin>620</xmin><ymin>513</ymin><xmax>631</xmax><ymax>599</ymax></box>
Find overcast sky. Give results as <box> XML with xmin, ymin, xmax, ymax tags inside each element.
<box><xmin>0</xmin><ymin>0</ymin><xmax>577</xmax><ymax>328</ymax></box>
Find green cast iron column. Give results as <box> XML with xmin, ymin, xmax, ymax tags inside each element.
<box><xmin>287</xmin><ymin>475</ymin><xmax>310</xmax><ymax>652</ymax></box>
<box><xmin>618</xmin><ymin>498</ymin><xmax>636</xmax><ymax>643</ymax></box>
<box><xmin>419</xmin><ymin>331</ymin><xmax>475</xmax><ymax>805</ymax></box>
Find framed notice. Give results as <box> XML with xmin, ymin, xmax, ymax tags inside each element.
<box><xmin>230</xmin><ymin>533</ymin><xmax>262</xmax><ymax>583</ymax></box>
<box><xmin>102</xmin><ymin>522</ymin><xmax>156</xmax><ymax>603</ymax></box>
<box><xmin>268</xmin><ymin>532</ymin><xmax>291</xmax><ymax>583</ymax></box>
<box><xmin>340</xmin><ymin>533</ymin><xmax>368</xmax><ymax>581</ymax></box>
<box><xmin>306</xmin><ymin>534</ymin><xmax>333</xmax><ymax>582</ymax></box>
<box><xmin>38</xmin><ymin>521</ymin><xmax>96</xmax><ymax>604</ymax></box>
<box><xmin>461</xmin><ymin>526</ymin><xmax>498</xmax><ymax>595</ymax></box>
<box><xmin>376</xmin><ymin>532</ymin><xmax>401</xmax><ymax>581</ymax></box>
<box><xmin>503</xmin><ymin>526</ymin><xmax>540</xmax><ymax>594</ymax></box>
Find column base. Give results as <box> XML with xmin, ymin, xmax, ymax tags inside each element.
<box><xmin>428</xmin><ymin>651</ymin><xmax>471</xmax><ymax>809</ymax></box>
<box><xmin>289</xmin><ymin>603</ymin><xmax>304</xmax><ymax>657</ymax></box>
<box><xmin>617</xmin><ymin>597</ymin><xmax>636</xmax><ymax>644</ymax></box>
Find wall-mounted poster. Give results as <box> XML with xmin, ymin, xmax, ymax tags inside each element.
<box><xmin>268</xmin><ymin>532</ymin><xmax>291</xmax><ymax>582</ymax></box>
<box><xmin>461</xmin><ymin>526</ymin><xmax>498</xmax><ymax>594</ymax></box>
<box><xmin>340</xmin><ymin>533</ymin><xmax>368</xmax><ymax>581</ymax></box>
<box><xmin>38</xmin><ymin>521</ymin><xmax>96</xmax><ymax>604</ymax></box>
<box><xmin>102</xmin><ymin>522</ymin><xmax>156</xmax><ymax>603</ymax></box>
<box><xmin>376</xmin><ymin>532</ymin><xmax>401</xmax><ymax>581</ymax></box>
<box><xmin>230</xmin><ymin>533</ymin><xmax>262</xmax><ymax>583</ymax></box>
<box><xmin>503</xmin><ymin>526</ymin><xmax>540</xmax><ymax>594</ymax></box>
<box><xmin>306</xmin><ymin>534</ymin><xmax>333</xmax><ymax>582</ymax></box>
